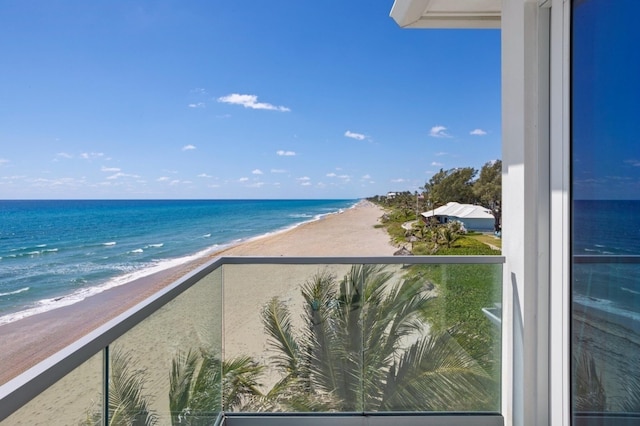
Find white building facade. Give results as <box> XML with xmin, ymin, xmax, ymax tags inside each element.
<box><xmin>392</xmin><ymin>1</ymin><xmax>634</xmax><ymax>426</ymax></box>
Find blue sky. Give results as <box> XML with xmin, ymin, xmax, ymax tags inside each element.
<box><xmin>572</xmin><ymin>0</ymin><xmax>640</xmax><ymax>200</ymax></box>
<box><xmin>0</xmin><ymin>1</ymin><xmax>501</xmax><ymax>200</ymax></box>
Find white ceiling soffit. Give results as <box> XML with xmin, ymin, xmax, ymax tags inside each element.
<box><xmin>390</xmin><ymin>0</ymin><xmax>501</xmax><ymax>29</ymax></box>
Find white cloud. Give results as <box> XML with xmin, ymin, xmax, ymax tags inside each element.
<box><xmin>391</xmin><ymin>178</ymin><xmax>406</xmax><ymax>183</ymax></box>
<box><xmin>107</xmin><ymin>172</ymin><xmax>140</xmax><ymax>180</ymax></box>
<box><xmin>252</xmin><ymin>169</ymin><xmax>263</xmax><ymax>175</ymax></box>
<box><xmin>80</xmin><ymin>152</ymin><xmax>105</xmax><ymax>160</ymax></box>
<box><xmin>344</xmin><ymin>130</ymin><xmax>366</xmax><ymax>141</ymax></box>
<box><xmin>271</xmin><ymin>169</ymin><xmax>287</xmax><ymax>173</ymax></box>
<box><xmin>297</xmin><ymin>176</ymin><xmax>311</xmax><ymax>181</ymax></box>
<box><xmin>326</xmin><ymin>172</ymin><xmax>337</xmax><ymax>177</ymax></box>
<box><xmin>101</xmin><ymin>166</ymin><xmax>121</xmax><ymax>172</ymax></box>
<box><xmin>431</xmin><ymin>161</ymin><xmax>444</xmax><ymax>167</ymax></box>
<box><xmin>470</xmin><ymin>128</ymin><xmax>487</xmax><ymax>136</ymax></box>
<box><xmin>190</xmin><ymin>88</ymin><xmax>208</xmax><ymax>95</ymax></box>
<box><xmin>56</xmin><ymin>152</ymin><xmax>72</xmax><ymax>159</ymax></box>
<box><xmin>625</xmin><ymin>159</ymin><xmax>640</xmax><ymax>167</ymax></box>
<box><xmin>362</xmin><ymin>174</ymin><xmax>371</xmax><ymax>179</ymax></box>
<box><xmin>157</xmin><ymin>176</ymin><xmax>170</xmax><ymax>182</ymax></box>
<box><xmin>198</xmin><ymin>173</ymin><xmax>213</xmax><ymax>178</ymax></box>
<box><xmin>0</xmin><ymin>158</ymin><xmax>9</xmax><ymax>165</ymax></box>
<box><xmin>435</xmin><ymin>152</ymin><xmax>448</xmax><ymax>156</ymax></box>
<box><xmin>217</xmin><ymin>93</ymin><xmax>290</xmax><ymax>112</ymax></box>
<box><xmin>429</xmin><ymin>126</ymin><xmax>451</xmax><ymax>138</ymax></box>
<box><xmin>301</xmin><ymin>182</ymin><xmax>312</xmax><ymax>186</ymax></box>
<box><xmin>239</xmin><ymin>177</ymin><xmax>249</xmax><ymax>182</ymax></box>
<box><xmin>182</xmin><ymin>145</ymin><xmax>196</xmax><ymax>151</ymax></box>
<box><xmin>188</xmin><ymin>102</ymin><xmax>206</xmax><ymax>108</ymax></box>
<box><xmin>247</xmin><ymin>182</ymin><xmax>265</xmax><ymax>188</ymax></box>
<box><xmin>277</xmin><ymin>150</ymin><xmax>296</xmax><ymax>156</ymax></box>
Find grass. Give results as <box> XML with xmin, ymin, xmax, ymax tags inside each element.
<box><xmin>467</xmin><ymin>232</ymin><xmax>502</xmax><ymax>250</ymax></box>
<box><xmin>404</xmin><ymin>262</ymin><xmax>502</xmax><ymax>408</ymax></box>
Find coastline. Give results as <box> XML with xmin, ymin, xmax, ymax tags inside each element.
<box><xmin>0</xmin><ymin>201</ymin><xmax>395</xmax><ymax>386</ymax></box>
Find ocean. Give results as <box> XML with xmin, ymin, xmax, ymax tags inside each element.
<box><xmin>0</xmin><ymin>199</ymin><xmax>357</xmax><ymax>324</ymax></box>
<box><xmin>573</xmin><ymin>199</ymin><xmax>640</xmax><ymax>324</ymax></box>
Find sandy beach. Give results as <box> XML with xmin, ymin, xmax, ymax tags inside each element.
<box><xmin>1</xmin><ymin>201</ymin><xmax>397</xmax><ymax>424</ymax></box>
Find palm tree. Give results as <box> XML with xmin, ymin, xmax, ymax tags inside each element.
<box><xmin>83</xmin><ymin>348</ymin><xmax>158</xmax><ymax>426</ymax></box>
<box><xmin>261</xmin><ymin>264</ymin><xmax>494</xmax><ymax>412</ymax></box>
<box><xmin>169</xmin><ymin>350</ymin><xmax>263</xmax><ymax>424</ymax></box>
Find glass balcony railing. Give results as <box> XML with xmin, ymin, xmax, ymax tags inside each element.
<box><xmin>0</xmin><ymin>256</ymin><xmax>503</xmax><ymax>425</ymax></box>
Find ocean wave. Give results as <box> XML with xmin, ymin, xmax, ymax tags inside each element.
<box><xmin>0</xmin><ymin>287</ymin><xmax>29</xmax><ymax>297</ymax></box>
<box><xmin>621</xmin><ymin>287</ymin><xmax>640</xmax><ymax>296</ymax></box>
<box><xmin>202</xmin><ymin>233</ymin><xmax>211</xmax><ymax>238</ymax></box>
<box><xmin>147</xmin><ymin>243</ymin><xmax>164</xmax><ymax>248</ymax></box>
<box><xmin>288</xmin><ymin>213</ymin><xmax>313</xmax><ymax>218</ymax></box>
<box><xmin>0</xmin><ymin>246</ymin><xmax>220</xmax><ymax>325</ymax></box>
<box><xmin>574</xmin><ymin>294</ymin><xmax>640</xmax><ymax>323</ymax></box>
<box><xmin>130</xmin><ymin>249</ymin><xmax>144</xmax><ymax>254</ymax></box>
<box><xmin>103</xmin><ymin>242</ymin><xmax>117</xmax><ymax>246</ymax></box>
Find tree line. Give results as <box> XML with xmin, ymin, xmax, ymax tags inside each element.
<box><xmin>368</xmin><ymin>160</ymin><xmax>502</xmax><ymax>232</ymax></box>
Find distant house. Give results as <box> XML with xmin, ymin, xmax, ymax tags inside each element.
<box><xmin>421</xmin><ymin>202</ymin><xmax>494</xmax><ymax>232</ymax></box>
<box><xmin>386</xmin><ymin>192</ymin><xmax>397</xmax><ymax>199</ymax></box>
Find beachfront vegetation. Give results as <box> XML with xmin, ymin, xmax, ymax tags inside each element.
<box><xmin>169</xmin><ymin>351</ymin><xmax>262</xmax><ymax>424</ymax></box>
<box><xmin>368</xmin><ymin>159</ymin><xmax>502</xmax><ymax>246</ymax></box>
<box><xmin>257</xmin><ymin>264</ymin><xmax>495</xmax><ymax>412</ymax></box>
<box><xmin>83</xmin><ymin>349</ymin><xmax>158</xmax><ymax>426</ymax></box>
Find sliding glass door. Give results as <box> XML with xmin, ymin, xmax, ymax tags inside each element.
<box><xmin>572</xmin><ymin>0</ymin><xmax>640</xmax><ymax>421</ymax></box>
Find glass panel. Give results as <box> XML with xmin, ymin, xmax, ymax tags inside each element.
<box><xmin>364</xmin><ymin>263</ymin><xmax>502</xmax><ymax>412</ymax></box>
<box><xmin>1</xmin><ymin>351</ymin><xmax>103</xmax><ymax>426</ymax></box>
<box><xmin>223</xmin><ymin>263</ymin><xmax>363</xmax><ymax>412</ymax></box>
<box><xmin>222</xmin><ymin>262</ymin><xmax>501</xmax><ymax>413</ymax></box>
<box><xmin>108</xmin><ymin>267</ymin><xmax>223</xmax><ymax>425</ymax></box>
<box><xmin>572</xmin><ymin>0</ymin><xmax>640</xmax><ymax>420</ymax></box>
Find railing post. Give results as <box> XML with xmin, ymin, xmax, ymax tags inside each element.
<box><xmin>103</xmin><ymin>346</ymin><xmax>109</xmax><ymax>426</ymax></box>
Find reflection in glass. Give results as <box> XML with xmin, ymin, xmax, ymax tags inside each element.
<box><xmin>572</xmin><ymin>0</ymin><xmax>640</xmax><ymax>419</ymax></box>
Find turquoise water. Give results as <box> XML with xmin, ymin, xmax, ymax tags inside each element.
<box><xmin>0</xmin><ymin>199</ymin><xmax>357</xmax><ymax>323</ymax></box>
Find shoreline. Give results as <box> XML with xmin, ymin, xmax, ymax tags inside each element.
<box><xmin>0</xmin><ymin>201</ymin><xmax>359</xmax><ymax>326</ymax></box>
<box><xmin>0</xmin><ymin>201</ymin><xmax>396</xmax><ymax>386</ymax></box>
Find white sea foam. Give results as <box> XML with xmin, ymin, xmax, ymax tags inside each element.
<box><xmin>147</xmin><ymin>243</ymin><xmax>164</xmax><ymax>248</ymax></box>
<box><xmin>103</xmin><ymin>242</ymin><xmax>117</xmax><ymax>246</ymax></box>
<box><xmin>621</xmin><ymin>287</ymin><xmax>640</xmax><ymax>296</ymax></box>
<box><xmin>202</xmin><ymin>233</ymin><xmax>211</xmax><ymax>238</ymax></box>
<box><xmin>36</xmin><ymin>244</ymin><xmax>47</xmax><ymax>248</ymax></box>
<box><xmin>0</xmin><ymin>287</ymin><xmax>29</xmax><ymax>297</ymax></box>
<box><xmin>0</xmin><ymin>246</ymin><xmax>221</xmax><ymax>325</ymax></box>
<box><xmin>574</xmin><ymin>294</ymin><xmax>640</xmax><ymax>323</ymax></box>
<box><xmin>130</xmin><ymin>249</ymin><xmax>144</xmax><ymax>253</ymax></box>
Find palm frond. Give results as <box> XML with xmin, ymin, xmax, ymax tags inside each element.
<box><xmin>108</xmin><ymin>349</ymin><xmax>158</xmax><ymax>426</ymax></box>
<box><xmin>381</xmin><ymin>333</ymin><xmax>492</xmax><ymax>411</ymax></box>
<box><xmin>169</xmin><ymin>350</ymin><xmax>199</xmax><ymax>423</ymax></box>
<box><xmin>262</xmin><ymin>297</ymin><xmax>300</xmax><ymax>375</ymax></box>
<box><xmin>573</xmin><ymin>351</ymin><xmax>606</xmax><ymax>411</ymax></box>
<box><xmin>222</xmin><ymin>356</ymin><xmax>264</xmax><ymax>409</ymax></box>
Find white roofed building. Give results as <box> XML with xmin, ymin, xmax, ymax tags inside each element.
<box><xmin>421</xmin><ymin>202</ymin><xmax>495</xmax><ymax>231</ymax></box>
